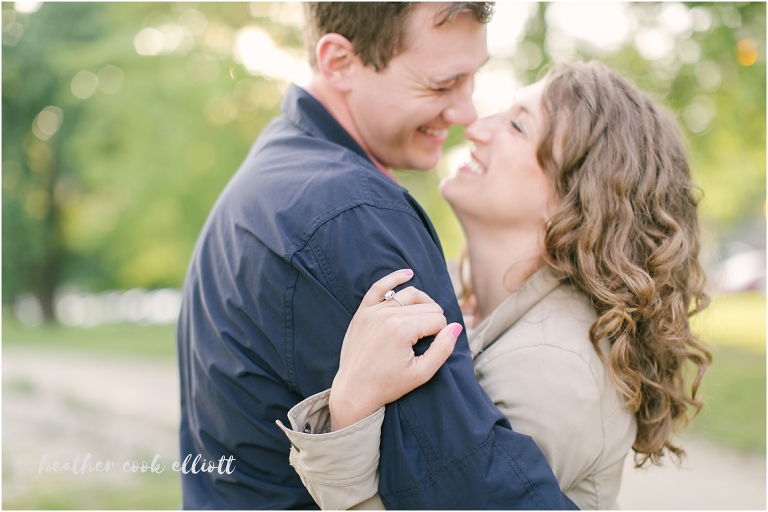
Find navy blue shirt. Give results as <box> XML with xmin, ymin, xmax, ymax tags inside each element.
<box><xmin>177</xmin><ymin>85</ymin><xmax>576</xmax><ymax>509</ymax></box>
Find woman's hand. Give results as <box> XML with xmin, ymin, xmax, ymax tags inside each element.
<box><xmin>330</xmin><ymin>269</ymin><xmax>463</xmax><ymax>431</ymax></box>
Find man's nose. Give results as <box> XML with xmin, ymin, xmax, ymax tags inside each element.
<box><xmin>443</xmin><ymin>78</ymin><xmax>478</xmax><ymax>127</ymax></box>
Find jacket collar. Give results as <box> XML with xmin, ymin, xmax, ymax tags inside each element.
<box><xmin>281</xmin><ymin>84</ymin><xmax>372</xmax><ymax>165</ymax></box>
<box><xmin>468</xmin><ymin>265</ymin><xmax>564</xmax><ymax>359</ymax></box>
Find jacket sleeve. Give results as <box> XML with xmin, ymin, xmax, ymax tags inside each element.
<box><xmin>276</xmin><ymin>389</ymin><xmax>385</xmax><ymax>510</ymax></box>
<box><xmin>291</xmin><ymin>205</ymin><xmax>577</xmax><ymax>510</ymax></box>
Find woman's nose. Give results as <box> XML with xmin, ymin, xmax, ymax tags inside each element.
<box><xmin>464</xmin><ymin>116</ymin><xmax>492</xmax><ymax>145</ymax></box>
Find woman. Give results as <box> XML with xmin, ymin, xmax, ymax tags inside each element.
<box><xmin>278</xmin><ymin>61</ymin><xmax>711</xmax><ymax>509</ymax></box>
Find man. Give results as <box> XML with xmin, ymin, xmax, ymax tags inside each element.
<box><xmin>178</xmin><ymin>3</ymin><xmax>574</xmax><ymax>509</ymax></box>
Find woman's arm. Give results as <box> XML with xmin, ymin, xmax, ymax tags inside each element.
<box><xmin>276</xmin><ymin>389</ymin><xmax>386</xmax><ymax>510</ymax></box>
<box><xmin>277</xmin><ymin>269</ymin><xmax>462</xmax><ymax>509</ymax></box>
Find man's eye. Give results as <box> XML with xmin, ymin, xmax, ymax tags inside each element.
<box><xmin>434</xmin><ymin>82</ymin><xmax>457</xmax><ymax>93</ymax></box>
<box><xmin>511</xmin><ymin>120</ymin><xmax>524</xmax><ymax>133</ymax></box>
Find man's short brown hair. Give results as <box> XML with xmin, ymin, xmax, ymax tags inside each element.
<box><xmin>304</xmin><ymin>2</ymin><xmax>494</xmax><ymax>71</ymax></box>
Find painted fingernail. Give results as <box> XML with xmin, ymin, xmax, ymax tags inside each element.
<box><xmin>450</xmin><ymin>323</ymin><xmax>463</xmax><ymax>338</ymax></box>
<box><xmin>403</xmin><ymin>269</ymin><xmax>413</xmax><ymax>276</ymax></box>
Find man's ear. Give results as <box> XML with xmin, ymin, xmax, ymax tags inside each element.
<box><xmin>315</xmin><ymin>33</ymin><xmax>356</xmax><ymax>92</ymax></box>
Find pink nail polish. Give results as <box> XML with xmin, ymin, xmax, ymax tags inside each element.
<box><xmin>403</xmin><ymin>269</ymin><xmax>413</xmax><ymax>276</ymax></box>
<box><xmin>450</xmin><ymin>323</ymin><xmax>463</xmax><ymax>338</ymax></box>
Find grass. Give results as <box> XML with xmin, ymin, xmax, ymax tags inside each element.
<box><xmin>691</xmin><ymin>291</ymin><xmax>766</xmax><ymax>353</ymax></box>
<box><xmin>2</xmin><ymin>308</ymin><xmax>176</xmax><ymax>359</ymax></box>
<box><xmin>685</xmin><ymin>292</ymin><xmax>766</xmax><ymax>453</ymax></box>
<box><xmin>2</xmin><ymin>472</ymin><xmax>181</xmax><ymax>510</ymax></box>
<box><xmin>690</xmin><ymin>344</ymin><xmax>766</xmax><ymax>453</ymax></box>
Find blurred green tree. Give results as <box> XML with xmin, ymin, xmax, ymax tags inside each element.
<box><xmin>523</xmin><ymin>3</ymin><xmax>765</xmax><ymax>231</ymax></box>
<box><xmin>3</xmin><ymin>2</ymin><xmax>303</xmax><ymax>317</ymax></box>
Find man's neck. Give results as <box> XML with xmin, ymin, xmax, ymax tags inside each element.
<box><xmin>306</xmin><ymin>78</ymin><xmax>397</xmax><ymax>181</ymax></box>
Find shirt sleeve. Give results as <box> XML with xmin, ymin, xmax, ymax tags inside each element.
<box><xmin>474</xmin><ymin>344</ymin><xmax>604</xmax><ymax>502</ymax></box>
<box><xmin>276</xmin><ymin>389</ymin><xmax>385</xmax><ymax>510</ymax></box>
<box><xmin>290</xmin><ymin>204</ymin><xmax>576</xmax><ymax>510</ymax></box>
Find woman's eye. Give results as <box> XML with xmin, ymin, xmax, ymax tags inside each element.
<box><xmin>511</xmin><ymin>120</ymin><xmax>524</xmax><ymax>133</ymax></box>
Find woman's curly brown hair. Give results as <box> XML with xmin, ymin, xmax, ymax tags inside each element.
<box><xmin>537</xmin><ymin>61</ymin><xmax>712</xmax><ymax>466</ymax></box>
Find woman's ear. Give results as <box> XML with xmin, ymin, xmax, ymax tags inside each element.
<box><xmin>315</xmin><ymin>33</ymin><xmax>356</xmax><ymax>92</ymax></box>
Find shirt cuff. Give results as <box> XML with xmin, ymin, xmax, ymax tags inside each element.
<box><xmin>276</xmin><ymin>389</ymin><xmax>385</xmax><ymax>510</ymax></box>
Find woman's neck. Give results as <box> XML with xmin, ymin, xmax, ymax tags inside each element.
<box><xmin>464</xmin><ymin>223</ymin><xmax>545</xmax><ymax>322</ymax></box>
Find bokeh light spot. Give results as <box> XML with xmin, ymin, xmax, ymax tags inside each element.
<box><xmin>134</xmin><ymin>27</ymin><xmax>164</xmax><ymax>56</ymax></box>
<box><xmin>546</xmin><ymin>3</ymin><xmax>630</xmax><ymax>50</ymax></box>
<box><xmin>737</xmin><ymin>39</ymin><xmax>759</xmax><ymax>67</ymax></box>
<box><xmin>2</xmin><ymin>9</ymin><xmax>23</xmax><ymax>46</ymax></box>
<box><xmin>249</xmin><ymin>2</ymin><xmax>279</xmax><ymax>18</ymax></box>
<box><xmin>202</xmin><ymin>23</ymin><xmax>233</xmax><ymax>55</ymax></box>
<box><xmin>473</xmin><ymin>58</ymin><xmax>519</xmax><ymax>118</ymax></box>
<box><xmin>97</xmin><ymin>65</ymin><xmax>124</xmax><ymax>94</ymax></box>
<box><xmin>14</xmin><ymin>1</ymin><xmax>41</xmax><ymax>14</ymax></box>
<box><xmin>635</xmin><ymin>29</ymin><xmax>674</xmax><ymax>61</ymax></box>
<box><xmin>234</xmin><ymin>27</ymin><xmax>311</xmax><ymax>85</ymax></box>
<box><xmin>690</xmin><ymin>7</ymin><xmax>712</xmax><ymax>32</ymax></box>
<box><xmin>660</xmin><ymin>3</ymin><xmax>692</xmax><ymax>35</ymax></box>
<box><xmin>32</xmin><ymin>106</ymin><xmax>63</xmax><ymax>140</ymax></box>
<box><xmin>694</xmin><ymin>60</ymin><xmax>722</xmax><ymax>90</ymax></box>
<box><xmin>71</xmin><ymin>70</ymin><xmax>99</xmax><ymax>99</ymax></box>
<box><xmin>487</xmin><ymin>2</ymin><xmax>535</xmax><ymax>58</ymax></box>
<box><xmin>684</xmin><ymin>95</ymin><xmax>716</xmax><ymax>134</ymax></box>
<box><xmin>178</xmin><ymin>9</ymin><xmax>207</xmax><ymax>36</ymax></box>
<box><xmin>158</xmin><ymin>23</ymin><xmax>184</xmax><ymax>53</ymax></box>
<box><xmin>678</xmin><ymin>39</ymin><xmax>701</xmax><ymax>64</ymax></box>
<box><xmin>14</xmin><ymin>293</ymin><xmax>43</xmax><ymax>327</ymax></box>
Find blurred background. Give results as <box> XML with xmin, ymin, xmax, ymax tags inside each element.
<box><xmin>2</xmin><ymin>2</ymin><xmax>765</xmax><ymax>509</ymax></box>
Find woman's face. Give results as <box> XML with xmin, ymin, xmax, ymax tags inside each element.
<box><xmin>440</xmin><ymin>79</ymin><xmax>554</xmax><ymax>233</ymax></box>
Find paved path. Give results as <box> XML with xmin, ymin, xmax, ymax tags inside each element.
<box><xmin>3</xmin><ymin>346</ymin><xmax>765</xmax><ymax>509</ymax></box>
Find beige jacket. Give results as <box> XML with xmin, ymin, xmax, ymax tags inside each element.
<box><xmin>278</xmin><ymin>266</ymin><xmax>637</xmax><ymax>509</ymax></box>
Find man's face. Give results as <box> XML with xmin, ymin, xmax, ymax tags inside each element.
<box><xmin>346</xmin><ymin>4</ymin><xmax>488</xmax><ymax>171</ymax></box>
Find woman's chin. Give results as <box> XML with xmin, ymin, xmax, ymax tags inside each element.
<box><xmin>438</xmin><ymin>179</ymin><xmax>470</xmax><ymax>224</ymax></box>
<box><xmin>438</xmin><ymin>174</ymin><xmax>460</xmax><ymax>199</ymax></box>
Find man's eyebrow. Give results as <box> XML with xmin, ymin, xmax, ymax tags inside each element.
<box><xmin>432</xmin><ymin>56</ymin><xmax>491</xmax><ymax>85</ymax></box>
<box><xmin>431</xmin><ymin>74</ymin><xmax>464</xmax><ymax>86</ymax></box>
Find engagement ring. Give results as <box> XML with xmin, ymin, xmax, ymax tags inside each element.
<box><xmin>384</xmin><ymin>289</ymin><xmax>405</xmax><ymax>307</ymax></box>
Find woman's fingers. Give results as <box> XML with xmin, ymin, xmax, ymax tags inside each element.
<box><xmin>411</xmin><ymin>323</ymin><xmax>462</xmax><ymax>385</ymax></box>
<box><xmin>360</xmin><ymin>271</ymin><xmax>442</xmax><ymax>310</ymax></box>
<box><xmin>403</xmin><ymin>311</ymin><xmax>448</xmax><ymax>342</ymax></box>
<box><xmin>359</xmin><ymin>269</ymin><xmax>415</xmax><ymax>308</ymax></box>
<box><xmin>330</xmin><ymin>268</ymin><xmax>460</xmax><ymax>431</ymax></box>
<box><xmin>379</xmin><ymin>302</ymin><xmax>443</xmax><ymax>317</ymax></box>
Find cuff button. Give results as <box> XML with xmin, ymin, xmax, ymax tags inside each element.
<box><xmin>303</xmin><ymin>423</ymin><xmax>311</xmax><ymax>434</ymax></box>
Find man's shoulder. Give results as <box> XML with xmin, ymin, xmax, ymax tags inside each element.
<box><xmin>209</xmin><ymin>122</ymin><xmax>421</xmax><ymax>260</ymax></box>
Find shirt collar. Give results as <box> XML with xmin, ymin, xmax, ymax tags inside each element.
<box><xmin>281</xmin><ymin>84</ymin><xmax>373</xmax><ymax>167</ymax></box>
<box><xmin>468</xmin><ymin>265</ymin><xmax>564</xmax><ymax>359</ymax></box>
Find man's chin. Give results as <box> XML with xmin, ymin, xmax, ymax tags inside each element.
<box><xmin>402</xmin><ymin>152</ymin><xmax>442</xmax><ymax>172</ymax></box>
